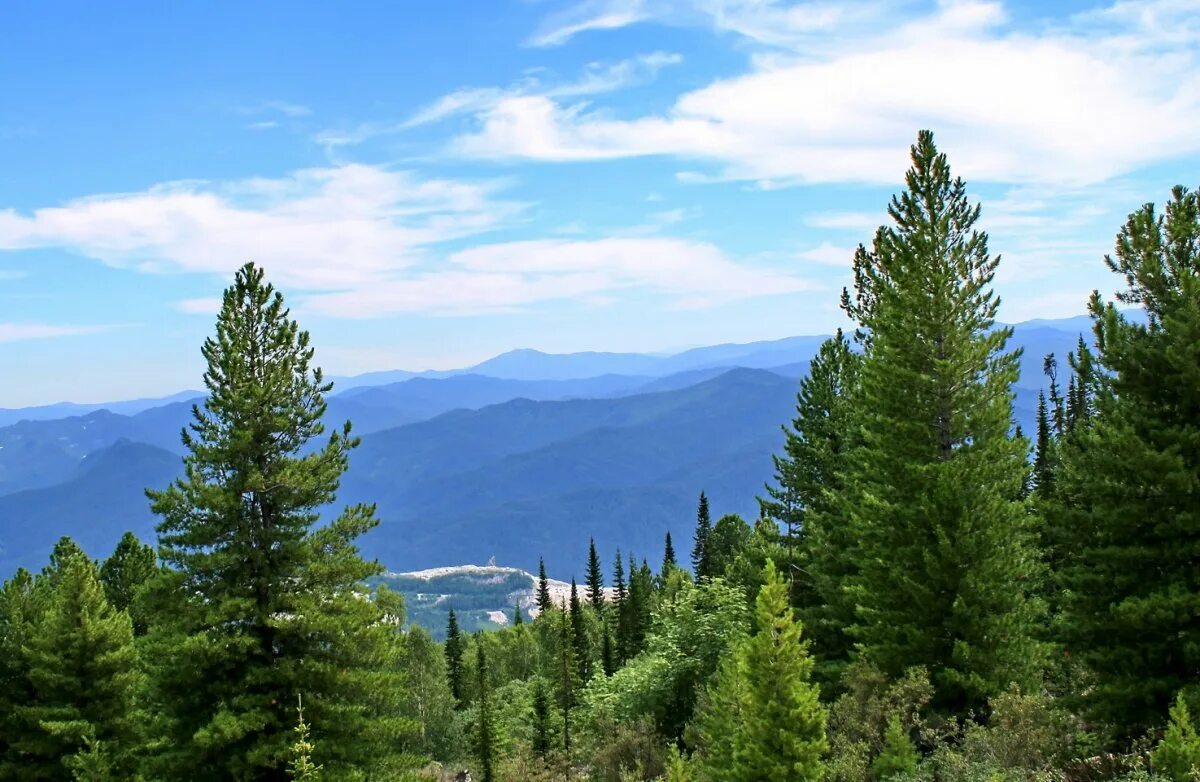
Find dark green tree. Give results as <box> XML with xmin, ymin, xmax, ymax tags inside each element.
<box><xmin>612</xmin><ymin>551</ymin><xmax>628</xmax><ymax>665</ymax></box>
<box><xmin>569</xmin><ymin>579</ymin><xmax>591</xmax><ymax>681</ymax></box>
<box><xmin>839</xmin><ymin>132</ymin><xmax>1046</xmax><ymax>712</ymax></box>
<box><xmin>661</xmin><ymin>531</ymin><xmax>677</xmax><ymax>578</ymax></box>
<box><xmin>99</xmin><ymin>530</ymin><xmax>156</xmax><ymax>635</ymax></box>
<box><xmin>531</xmin><ymin>678</ymin><xmax>552</xmax><ymax>758</ymax></box>
<box><xmin>140</xmin><ymin>263</ymin><xmax>413</xmax><ymax>779</ymax></box>
<box><xmin>706</xmin><ymin>514</ymin><xmax>752</xmax><ymax>578</ymax></box>
<box><xmin>0</xmin><ymin>568</ymin><xmax>39</xmax><ymax>775</ymax></box>
<box><xmin>691</xmin><ymin>492</ymin><xmax>712</xmax><ymax>579</ymax></box>
<box><xmin>536</xmin><ymin>558</ymin><xmax>552</xmax><ymax>615</ymax></box>
<box><xmin>556</xmin><ymin>607</ymin><xmax>579</xmax><ymax>751</ymax></box>
<box><xmin>586</xmin><ymin>538</ymin><xmax>604</xmax><ymax>610</ymax></box>
<box><xmin>474</xmin><ymin>643</ymin><xmax>497</xmax><ymax>782</ymax></box>
<box><xmin>512</xmin><ymin>602</ymin><xmax>524</xmax><ymax>626</ymax></box>
<box><xmin>1055</xmin><ymin>186</ymin><xmax>1200</xmax><ymax>735</ymax></box>
<box><xmin>1033</xmin><ymin>391</ymin><xmax>1055</xmax><ymax>496</ymax></box>
<box><xmin>446</xmin><ymin>609</ymin><xmax>465</xmax><ymax>708</ymax></box>
<box><xmin>16</xmin><ymin>552</ymin><xmax>142</xmax><ymax>779</ymax></box>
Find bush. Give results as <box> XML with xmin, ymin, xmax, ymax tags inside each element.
<box><xmin>873</xmin><ymin>717</ymin><xmax>920</xmax><ymax>781</ymax></box>
<box><xmin>1152</xmin><ymin>695</ymin><xmax>1200</xmax><ymax>782</ymax></box>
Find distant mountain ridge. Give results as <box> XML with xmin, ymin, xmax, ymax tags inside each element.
<box><xmin>0</xmin><ymin>314</ymin><xmax>1100</xmax><ymax>577</ymax></box>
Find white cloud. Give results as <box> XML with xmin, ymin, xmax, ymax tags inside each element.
<box><xmin>797</xmin><ymin>241</ymin><xmax>854</xmax><ymax>266</ymax></box>
<box><xmin>0</xmin><ymin>323</ymin><xmax>117</xmax><ymax>344</ymax></box>
<box><xmin>303</xmin><ymin>237</ymin><xmax>814</xmax><ymax>317</ymax></box>
<box><xmin>175</xmin><ymin>297</ymin><xmax>223</xmax><ymax>315</ymax></box>
<box><xmin>0</xmin><ymin>164</ymin><xmax>523</xmax><ymax>290</ymax></box>
<box><xmin>317</xmin><ymin>51</ymin><xmax>682</xmax><ymax>147</ymax></box>
<box><xmin>459</xmin><ymin>0</ymin><xmax>1200</xmax><ymax>186</ymax></box>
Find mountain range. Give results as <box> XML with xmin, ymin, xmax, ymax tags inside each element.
<box><xmin>0</xmin><ymin>317</ymin><xmax>1096</xmax><ymax>578</ymax></box>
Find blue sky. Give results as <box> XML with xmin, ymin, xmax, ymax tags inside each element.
<box><xmin>1</xmin><ymin>0</ymin><xmax>1198</xmax><ymax>406</ymax></box>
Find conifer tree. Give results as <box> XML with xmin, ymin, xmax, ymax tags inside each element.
<box><xmin>691</xmin><ymin>492</ymin><xmax>712</xmax><ymax>579</ymax></box>
<box><xmin>873</xmin><ymin>717</ymin><xmax>920</xmax><ymax>780</ymax></box>
<box><xmin>99</xmin><ymin>531</ymin><xmax>155</xmax><ymax>615</ymax></box>
<box><xmin>556</xmin><ymin>607</ymin><xmax>579</xmax><ymax>751</ymax></box>
<box><xmin>446</xmin><ymin>609</ymin><xmax>465</xmax><ymax>708</ymax></box>
<box><xmin>1055</xmin><ymin>186</ymin><xmax>1200</xmax><ymax>734</ymax></box>
<box><xmin>531</xmin><ymin>679</ymin><xmax>551</xmax><ymax>758</ymax></box>
<box><xmin>0</xmin><ymin>567</ymin><xmax>39</xmax><ymax>774</ymax></box>
<box><xmin>1152</xmin><ymin>695</ymin><xmax>1200</xmax><ymax>782</ymax></box>
<box><xmin>1033</xmin><ymin>391</ymin><xmax>1055</xmax><ymax>496</ymax></box>
<box><xmin>693</xmin><ymin>561</ymin><xmax>826</xmax><ymax>781</ymax></box>
<box><xmin>513</xmin><ymin>602</ymin><xmax>523</xmax><ymax>626</ymax></box>
<box><xmin>569</xmin><ymin>579</ymin><xmax>591</xmax><ymax>681</ymax></box>
<box><xmin>586</xmin><ymin>538</ymin><xmax>604</xmax><ymax>610</ymax></box>
<box><xmin>474</xmin><ymin>643</ymin><xmax>497</xmax><ymax>782</ymax></box>
<box><xmin>839</xmin><ymin>132</ymin><xmax>1046</xmax><ymax>712</ymax></box>
<box><xmin>612</xmin><ymin>551</ymin><xmax>629</xmax><ymax>664</ymax></box>
<box><xmin>661</xmin><ymin>531</ymin><xmax>677</xmax><ymax>577</ymax></box>
<box><xmin>287</xmin><ymin>696</ymin><xmax>322</xmax><ymax>782</ymax></box>
<box><xmin>16</xmin><ymin>553</ymin><xmax>142</xmax><ymax>779</ymax></box>
<box><xmin>601</xmin><ymin>622</ymin><xmax>616</xmax><ymax>677</ymax></box>
<box><xmin>537</xmin><ymin>558</ymin><xmax>552</xmax><ymax>615</ymax></box>
<box><xmin>140</xmin><ymin>263</ymin><xmax>413</xmax><ymax>778</ymax></box>
<box><xmin>761</xmin><ymin>332</ymin><xmax>862</xmax><ymax>682</ymax></box>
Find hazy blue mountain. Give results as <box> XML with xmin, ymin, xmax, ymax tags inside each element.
<box><xmin>0</xmin><ymin>390</ymin><xmax>202</xmax><ymax>428</ymax></box>
<box><xmin>0</xmin><ymin>440</ymin><xmax>180</xmax><ymax>574</ymax></box>
<box><xmin>0</xmin><ymin>314</ymin><xmax>1103</xmax><ymax>578</ymax></box>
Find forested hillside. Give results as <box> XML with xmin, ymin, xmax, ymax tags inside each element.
<box><xmin>2</xmin><ymin>132</ymin><xmax>1198</xmax><ymax>782</ymax></box>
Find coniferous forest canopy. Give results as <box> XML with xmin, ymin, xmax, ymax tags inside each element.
<box><xmin>2</xmin><ymin>131</ymin><xmax>1200</xmax><ymax>781</ymax></box>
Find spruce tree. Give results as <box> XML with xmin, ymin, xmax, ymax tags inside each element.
<box><xmin>531</xmin><ymin>679</ymin><xmax>551</xmax><ymax>758</ymax></box>
<box><xmin>585</xmin><ymin>538</ymin><xmax>604</xmax><ymax>610</ymax></box>
<box><xmin>569</xmin><ymin>579</ymin><xmax>591</xmax><ymax>681</ymax></box>
<box><xmin>601</xmin><ymin>622</ymin><xmax>616</xmax><ymax>677</ymax></box>
<box><xmin>513</xmin><ymin>602</ymin><xmax>523</xmax><ymax>626</ymax></box>
<box><xmin>1055</xmin><ymin>186</ymin><xmax>1200</xmax><ymax>735</ymax></box>
<box><xmin>446</xmin><ymin>609</ymin><xmax>465</xmax><ymax>708</ymax></box>
<box><xmin>612</xmin><ymin>552</ymin><xmax>628</xmax><ymax>665</ymax></box>
<box><xmin>536</xmin><ymin>558</ymin><xmax>552</xmax><ymax>615</ymax></box>
<box><xmin>556</xmin><ymin>607</ymin><xmax>579</xmax><ymax>751</ymax></box>
<box><xmin>474</xmin><ymin>644</ymin><xmax>497</xmax><ymax>782</ymax></box>
<box><xmin>16</xmin><ymin>552</ymin><xmax>142</xmax><ymax>779</ymax></box>
<box><xmin>761</xmin><ymin>332</ymin><xmax>862</xmax><ymax>681</ymax></box>
<box><xmin>661</xmin><ymin>531</ymin><xmax>677</xmax><ymax>577</ymax></box>
<box><xmin>839</xmin><ymin>132</ymin><xmax>1046</xmax><ymax>712</ymax></box>
<box><xmin>691</xmin><ymin>492</ymin><xmax>712</xmax><ymax>579</ymax></box>
<box><xmin>99</xmin><ymin>531</ymin><xmax>155</xmax><ymax>615</ymax></box>
<box><xmin>0</xmin><ymin>567</ymin><xmax>39</xmax><ymax>775</ymax></box>
<box><xmin>1033</xmin><ymin>391</ymin><xmax>1055</xmax><ymax>496</ymax></box>
<box><xmin>140</xmin><ymin>263</ymin><xmax>413</xmax><ymax>779</ymax></box>
<box><xmin>693</xmin><ymin>561</ymin><xmax>826</xmax><ymax>781</ymax></box>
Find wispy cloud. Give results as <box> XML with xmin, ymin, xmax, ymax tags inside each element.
<box><xmin>0</xmin><ymin>165</ymin><xmax>524</xmax><ymax>290</ymax></box>
<box><xmin>0</xmin><ymin>322</ymin><xmax>120</xmax><ymax>344</ymax></box>
<box><xmin>457</xmin><ymin>0</ymin><xmax>1200</xmax><ymax>187</ymax></box>
<box><xmin>315</xmin><ymin>52</ymin><xmax>682</xmax><ymax>148</ymax></box>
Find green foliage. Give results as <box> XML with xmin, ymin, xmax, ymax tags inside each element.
<box><xmin>587</xmin><ymin>539</ymin><xmax>605</xmax><ymax>610</ymax></box>
<box><xmin>1054</xmin><ymin>187</ymin><xmax>1200</xmax><ymax>735</ymax></box>
<box><xmin>531</xmin><ymin>678</ymin><xmax>552</xmax><ymax>758</ymax></box>
<box><xmin>839</xmin><ymin>131</ymin><xmax>1047</xmax><ymax>712</ymax></box>
<box><xmin>1153</xmin><ymin>695</ymin><xmax>1200</xmax><ymax>782</ymax></box>
<box><xmin>569</xmin><ymin>580</ymin><xmax>592</xmax><ymax>682</ymax></box>
<box><xmin>690</xmin><ymin>493</ymin><xmax>712</xmax><ymax>579</ymax></box>
<box><xmin>873</xmin><ymin>717</ymin><xmax>920</xmax><ymax>781</ymax></box>
<box><xmin>661</xmin><ymin>532</ymin><xmax>677</xmax><ymax>579</ymax></box>
<box><xmin>663</xmin><ymin>744</ymin><xmax>692</xmax><ymax>782</ymax></box>
<box><xmin>0</xmin><ymin>567</ymin><xmax>40</xmax><ymax>774</ymax></box>
<box><xmin>704</xmin><ymin>514</ymin><xmax>751</xmax><ymax>580</ymax></box>
<box><xmin>139</xmin><ymin>263</ymin><xmax>415</xmax><ymax>779</ymax></box>
<box><xmin>826</xmin><ymin>662</ymin><xmax>934</xmax><ymax>782</ymax></box>
<box><xmin>537</xmin><ymin>558</ymin><xmax>552</xmax><ymax>615</ymax></box>
<box><xmin>399</xmin><ymin>626</ymin><xmax>461</xmax><ymax>761</ymax></box>
<box><xmin>288</xmin><ymin>696</ymin><xmax>323</xmax><ymax>781</ymax></box>
<box><xmin>691</xmin><ymin>561</ymin><xmax>826</xmax><ymax>781</ymax></box>
<box><xmin>447</xmin><ymin>610</ymin><xmax>466</xmax><ymax>708</ymax></box>
<box><xmin>475</xmin><ymin>643</ymin><xmax>498</xmax><ymax>782</ymax></box>
<box><xmin>13</xmin><ymin>551</ymin><xmax>142</xmax><ymax>779</ymax></box>
<box><xmin>97</xmin><ymin>531</ymin><xmax>155</xmax><ymax>633</ymax></box>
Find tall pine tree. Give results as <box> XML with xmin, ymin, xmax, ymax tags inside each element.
<box><xmin>1055</xmin><ymin>186</ymin><xmax>1200</xmax><ymax>735</ymax></box>
<box><xmin>474</xmin><ymin>643</ymin><xmax>497</xmax><ymax>782</ymax></box>
<box><xmin>691</xmin><ymin>492</ymin><xmax>712</xmax><ymax>579</ymax></box>
<box><xmin>661</xmin><ymin>531</ymin><xmax>677</xmax><ymax>577</ymax></box>
<box><xmin>140</xmin><ymin>263</ymin><xmax>413</xmax><ymax>779</ymax></box>
<box><xmin>839</xmin><ymin>132</ymin><xmax>1046</xmax><ymax>712</ymax></box>
<box><xmin>585</xmin><ymin>539</ymin><xmax>604</xmax><ymax>610</ymax></box>
<box><xmin>536</xmin><ymin>558</ymin><xmax>552</xmax><ymax>615</ymax></box>
<box><xmin>446</xmin><ymin>609</ymin><xmax>465</xmax><ymax>709</ymax></box>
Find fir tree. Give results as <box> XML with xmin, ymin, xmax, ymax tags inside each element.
<box><xmin>98</xmin><ymin>531</ymin><xmax>155</xmax><ymax>615</ymax></box>
<box><xmin>839</xmin><ymin>132</ymin><xmax>1046</xmax><ymax>712</ymax></box>
<box><xmin>661</xmin><ymin>531</ymin><xmax>677</xmax><ymax>577</ymax></box>
<box><xmin>140</xmin><ymin>263</ymin><xmax>413</xmax><ymax>778</ymax></box>
<box><xmin>601</xmin><ymin>622</ymin><xmax>616</xmax><ymax>677</ymax></box>
<box><xmin>586</xmin><ymin>538</ymin><xmax>605</xmax><ymax>610</ymax></box>
<box><xmin>569</xmin><ymin>579</ymin><xmax>591</xmax><ymax>681</ymax></box>
<box><xmin>446</xmin><ymin>609</ymin><xmax>465</xmax><ymax>708</ymax></box>
<box><xmin>761</xmin><ymin>331</ymin><xmax>864</xmax><ymax>683</ymax></box>
<box><xmin>691</xmin><ymin>492</ymin><xmax>712</xmax><ymax>579</ymax></box>
<box><xmin>537</xmin><ymin>558</ymin><xmax>552</xmax><ymax>615</ymax></box>
<box><xmin>612</xmin><ymin>552</ymin><xmax>629</xmax><ymax>665</ymax></box>
<box><xmin>1152</xmin><ymin>695</ymin><xmax>1200</xmax><ymax>782</ymax></box>
<box><xmin>513</xmin><ymin>602</ymin><xmax>524</xmax><ymax>626</ymax></box>
<box><xmin>0</xmin><ymin>567</ymin><xmax>39</xmax><ymax>775</ymax></box>
<box><xmin>474</xmin><ymin>643</ymin><xmax>497</xmax><ymax>782</ymax></box>
<box><xmin>873</xmin><ymin>717</ymin><xmax>920</xmax><ymax>780</ymax></box>
<box><xmin>556</xmin><ymin>606</ymin><xmax>579</xmax><ymax>751</ymax></box>
<box><xmin>16</xmin><ymin>553</ymin><xmax>142</xmax><ymax>779</ymax></box>
<box><xmin>1033</xmin><ymin>391</ymin><xmax>1055</xmax><ymax>496</ymax></box>
<box><xmin>1055</xmin><ymin>186</ymin><xmax>1200</xmax><ymax>734</ymax></box>
<box><xmin>693</xmin><ymin>561</ymin><xmax>826</xmax><ymax>781</ymax></box>
<box><xmin>531</xmin><ymin>679</ymin><xmax>551</xmax><ymax>758</ymax></box>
